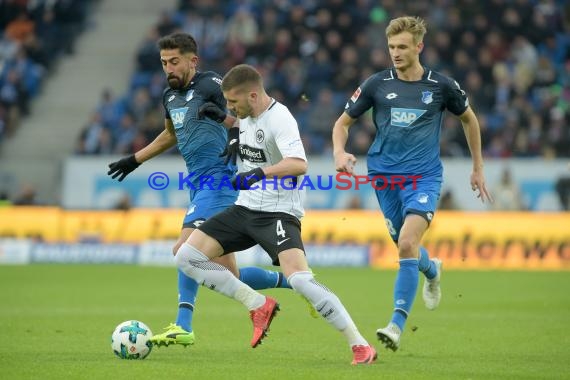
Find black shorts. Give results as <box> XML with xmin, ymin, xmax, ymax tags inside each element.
<box><xmin>197</xmin><ymin>205</ymin><xmax>304</xmax><ymax>266</ymax></box>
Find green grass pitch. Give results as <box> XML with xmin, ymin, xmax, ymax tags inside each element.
<box><xmin>1</xmin><ymin>265</ymin><xmax>569</xmax><ymax>380</ymax></box>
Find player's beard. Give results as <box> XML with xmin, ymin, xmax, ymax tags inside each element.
<box><xmin>167</xmin><ymin>74</ymin><xmax>185</xmax><ymax>90</ymax></box>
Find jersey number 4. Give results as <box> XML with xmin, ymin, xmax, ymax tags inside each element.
<box><xmin>276</xmin><ymin>220</ymin><xmax>286</xmax><ymax>238</ymax></box>
<box><xmin>276</xmin><ymin>220</ymin><xmax>290</xmax><ymax>246</ymax></box>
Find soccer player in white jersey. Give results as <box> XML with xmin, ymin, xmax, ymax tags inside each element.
<box><xmin>175</xmin><ymin>64</ymin><xmax>377</xmax><ymax>365</ymax></box>
<box><xmin>332</xmin><ymin>16</ymin><xmax>493</xmax><ymax>352</ymax></box>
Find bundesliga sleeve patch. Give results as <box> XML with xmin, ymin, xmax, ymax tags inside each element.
<box><xmin>350</xmin><ymin>87</ymin><xmax>362</xmax><ymax>103</ymax></box>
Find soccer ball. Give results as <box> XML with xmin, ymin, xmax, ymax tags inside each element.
<box><xmin>111</xmin><ymin>320</ymin><xmax>153</xmax><ymax>360</ymax></box>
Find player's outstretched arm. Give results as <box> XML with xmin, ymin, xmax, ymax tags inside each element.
<box><xmin>332</xmin><ymin>112</ymin><xmax>357</xmax><ymax>175</ymax></box>
<box><xmin>134</xmin><ymin>119</ymin><xmax>177</xmax><ymax>163</ymax></box>
<box><xmin>458</xmin><ymin>106</ymin><xmax>494</xmax><ymax>203</ymax></box>
<box><xmin>107</xmin><ymin>119</ymin><xmax>177</xmax><ymax>182</ymax></box>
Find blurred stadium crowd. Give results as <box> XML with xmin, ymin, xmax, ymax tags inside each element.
<box><xmin>74</xmin><ymin>0</ymin><xmax>570</xmax><ymax>159</ymax></box>
<box><xmin>1</xmin><ymin>0</ymin><xmax>569</xmax><ymax>159</ymax></box>
<box><xmin>0</xmin><ymin>0</ymin><xmax>96</xmax><ymax>145</ymax></box>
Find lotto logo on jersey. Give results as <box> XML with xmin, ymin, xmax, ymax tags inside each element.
<box><xmin>170</xmin><ymin>107</ymin><xmax>188</xmax><ymax>129</ymax></box>
<box><xmin>390</xmin><ymin>107</ymin><xmax>426</xmax><ymax>128</ymax></box>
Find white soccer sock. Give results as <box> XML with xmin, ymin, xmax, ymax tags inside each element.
<box><xmin>175</xmin><ymin>243</ymin><xmax>265</xmax><ymax>310</ymax></box>
<box><xmin>288</xmin><ymin>271</ymin><xmax>367</xmax><ymax>347</ymax></box>
<box><xmin>235</xmin><ymin>286</ymin><xmax>265</xmax><ymax>310</ymax></box>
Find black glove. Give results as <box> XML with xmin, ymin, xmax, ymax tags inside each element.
<box><xmin>198</xmin><ymin>102</ymin><xmax>227</xmax><ymax>123</ymax></box>
<box><xmin>107</xmin><ymin>154</ymin><xmax>140</xmax><ymax>182</ymax></box>
<box><xmin>220</xmin><ymin>127</ymin><xmax>240</xmax><ymax>165</ymax></box>
<box><xmin>232</xmin><ymin>167</ymin><xmax>265</xmax><ymax>190</ymax></box>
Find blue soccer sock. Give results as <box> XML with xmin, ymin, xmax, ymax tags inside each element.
<box><xmin>239</xmin><ymin>267</ymin><xmax>292</xmax><ymax>290</ymax></box>
<box><xmin>390</xmin><ymin>259</ymin><xmax>419</xmax><ymax>331</ymax></box>
<box><xmin>418</xmin><ymin>246</ymin><xmax>437</xmax><ymax>280</ymax></box>
<box><xmin>175</xmin><ymin>269</ymin><xmax>197</xmax><ymax>332</ymax></box>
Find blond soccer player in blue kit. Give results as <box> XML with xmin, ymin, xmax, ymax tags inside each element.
<box><xmin>332</xmin><ymin>16</ymin><xmax>493</xmax><ymax>352</ymax></box>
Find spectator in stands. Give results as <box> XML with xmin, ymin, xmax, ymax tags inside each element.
<box><xmin>439</xmin><ymin>189</ymin><xmax>459</xmax><ymax>210</ymax></box>
<box><xmin>113</xmin><ymin>114</ymin><xmax>137</xmax><ymax>154</ymax></box>
<box><xmin>53</xmin><ymin>0</ymin><xmax>88</xmax><ymax>55</ymax></box>
<box><xmin>0</xmin><ymin>68</ymin><xmax>23</xmax><ymax>128</ymax></box>
<box><xmin>492</xmin><ymin>168</ymin><xmax>525</xmax><ymax>210</ymax></box>
<box><xmin>0</xmin><ymin>190</ymin><xmax>11</xmax><ymax>207</ymax></box>
<box><xmin>345</xmin><ymin>195</ymin><xmax>363</xmax><ymax>210</ymax></box>
<box><xmin>76</xmin><ymin>112</ymin><xmax>106</xmax><ymax>154</ymax></box>
<box><xmin>307</xmin><ymin>88</ymin><xmax>341</xmax><ymax>142</ymax></box>
<box><xmin>136</xmin><ymin>28</ymin><xmax>163</xmax><ymax>73</ymax></box>
<box><xmin>76</xmin><ymin>111</ymin><xmax>114</xmax><ymax>155</ymax></box>
<box><xmin>127</xmin><ymin>88</ymin><xmax>153</xmax><ymax>125</ymax></box>
<box><xmin>4</xmin><ymin>11</ymin><xmax>35</xmax><ymax>43</ymax></box>
<box><xmin>555</xmin><ymin>175</ymin><xmax>570</xmax><ymax>211</ymax></box>
<box><xmin>96</xmin><ymin>88</ymin><xmax>120</xmax><ymax>128</ymax></box>
<box><xmin>130</xmin><ymin>131</ymin><xmax>148</xmax><ymax>153</ymax></box>
<box><xmin>113</xmin><ymin>193</ymin><xmax>132</xmax><ymax>211</ymax></box>
<box><xmin>305</xmin><ymin>47</ymin><xmax>335</xmax><ymax>95</ymax></box>
<box><xmin>34</xmin><ymin>8</ymin><xmax>60</xmax><ymax>67</ymax></box>
<box><xmin>13</xmin><ymin>184</ymin><xmax>38</xmax><ymax>206</ymax></box>
<box><xmin>226</xmin><ymin>6</ymin><xmax>258</xmax><ymax>48</ymax></box>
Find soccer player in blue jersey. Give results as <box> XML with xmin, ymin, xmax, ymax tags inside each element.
<box><xmin>107</xmin><ymin>33</ymin><xmax>296</xmax><ymax>347</ymax></box>
<box><xmin>332</xmin><ymin>16</ymin><xmax>493</xmax><ymax>352</ymax></box>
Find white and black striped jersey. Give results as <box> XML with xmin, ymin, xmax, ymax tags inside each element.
<box><xmin>235</xmin><ymin>99</ymin><xmax>307</xmax><ymax>219</ymax></box>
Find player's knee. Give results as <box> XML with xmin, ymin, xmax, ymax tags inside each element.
<box><xmin>174</xmin><ymin>244</ymin><xmax>188</xmax><ymax>269</ymax></box>
<box><xmin>398</xmin><ymin>238</ymin><xmax>418</xmax><ymax>258</ymax></box>
<box><xmin>287</xmin><ymin>271</ymin><xmax>314</xmax><ymax>293</ymax></box>
<box><xmin>175</xmin><ymin>243</ymin><xmax>209</xmax><ymax>282</ymax></box>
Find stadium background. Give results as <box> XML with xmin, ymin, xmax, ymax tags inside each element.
<box><xmin>0</xmin><ymin>1</ymin><xmax>569</xmax><ymax>379</ymax></box>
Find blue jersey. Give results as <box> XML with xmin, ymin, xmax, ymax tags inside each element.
<box><xmin>162</xmin><ymin>71</ymin><xmax>235</xmax><ymax>199</ymax></box>
<box><xmin>345</xmin><ymin>67</ymin><xmax>469</xmax><ymax>179</ymax></box>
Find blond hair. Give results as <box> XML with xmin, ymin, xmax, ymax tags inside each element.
<box><xmin>385</xmin><ymin>16</ymin><xmax>427</xmax><ymax>45</ymax></box>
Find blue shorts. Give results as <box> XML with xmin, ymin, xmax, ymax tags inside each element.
<box><xmin>373</xmin><ymin>175</ymin><xmax>441</xmax><ymax>242</ymax></box>
<box><xmin>182</xmin><ymin>189</ymin><xmax>237</xmax><ymax>228</ymax></box>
